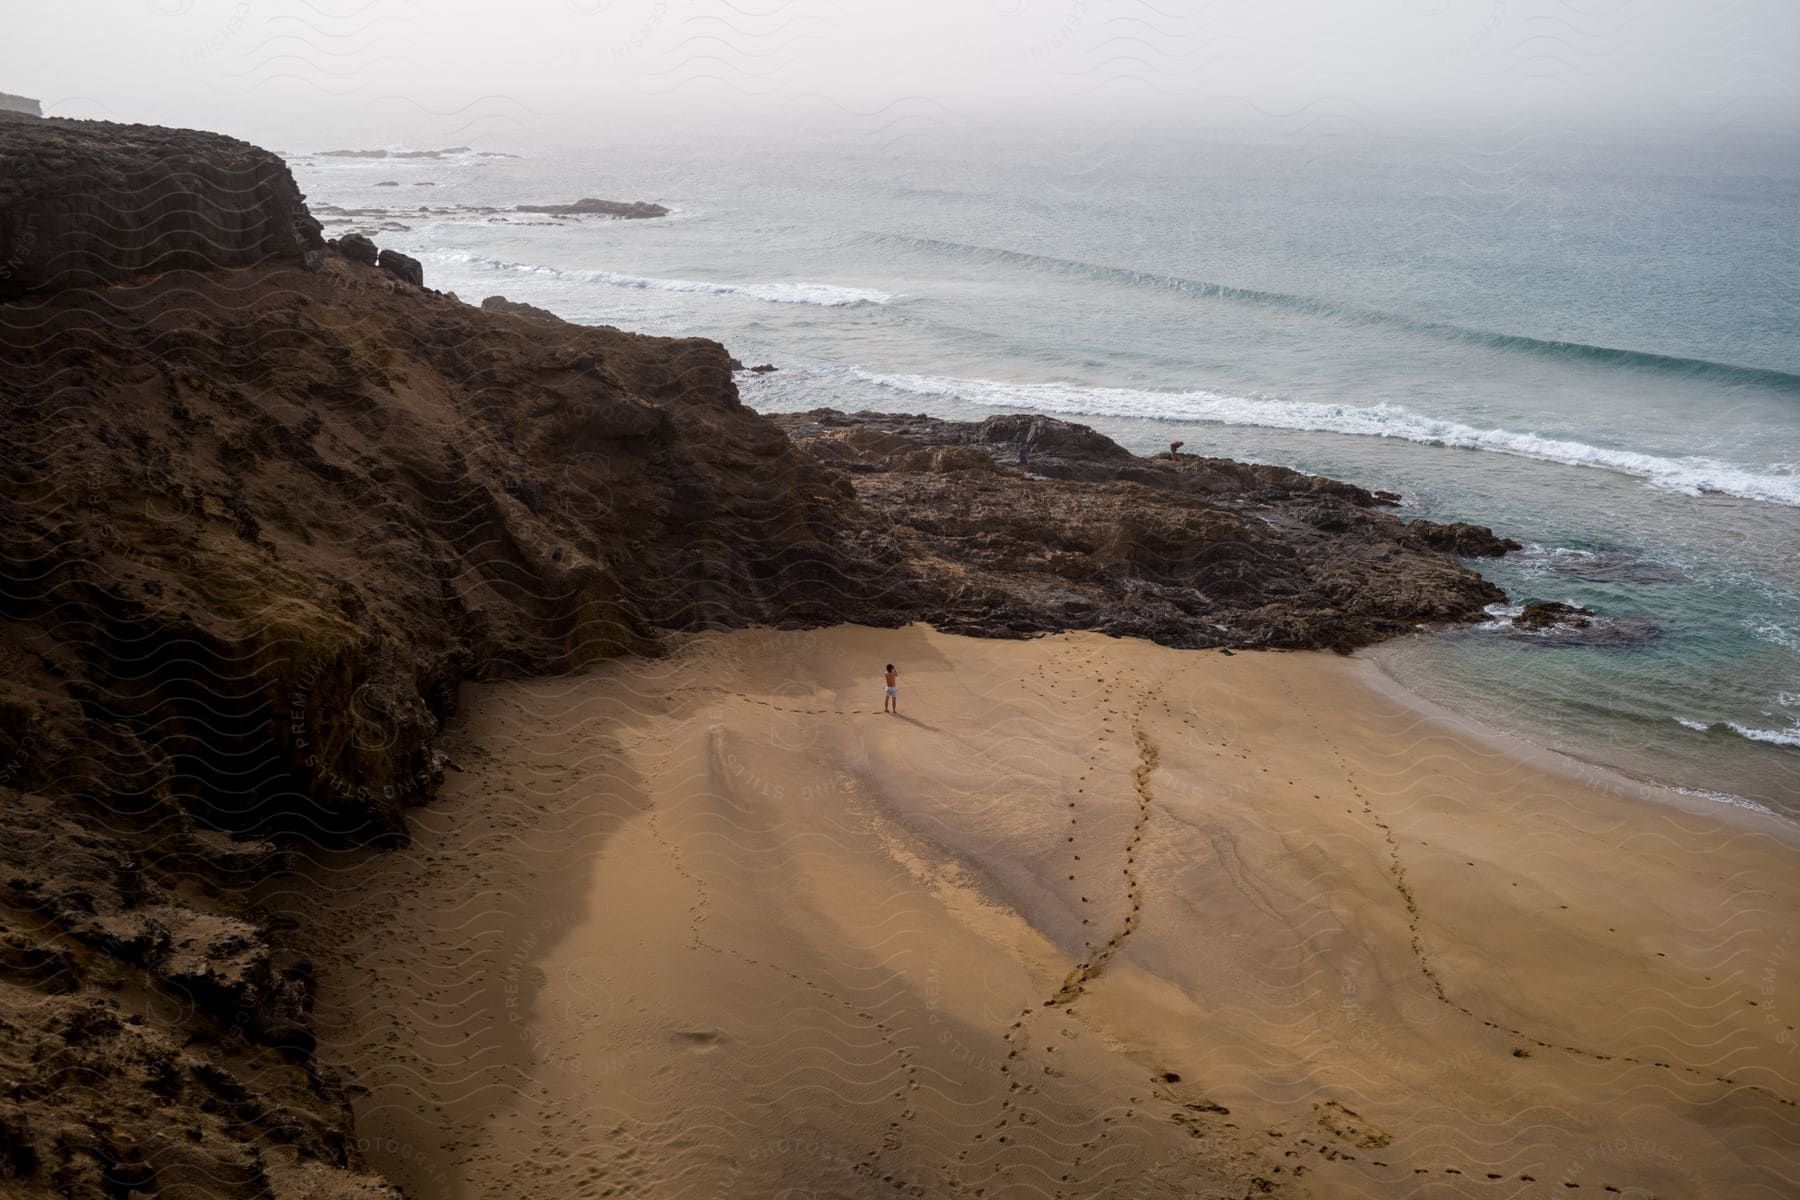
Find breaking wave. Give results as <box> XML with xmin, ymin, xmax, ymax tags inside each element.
<box><xmin>435</xmin><ymin>252</ymin><xmax>892</xmax><ymax>307</ymax></box>
<box><xmin>854</xmin><ymin>371</ymin><xmax>1800</xmax><ymax>506</ymax></box>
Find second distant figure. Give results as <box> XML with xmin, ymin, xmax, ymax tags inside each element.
<box><xmin>884</xmin><ymin>663</ymin><xmax>899</xmax><ymax>714</ymax></box>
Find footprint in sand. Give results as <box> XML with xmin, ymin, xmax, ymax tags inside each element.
<box><xmin>670</xmin><ymin>1029</ymin><xmax>724</xmax><ymax>1051</ymax></box>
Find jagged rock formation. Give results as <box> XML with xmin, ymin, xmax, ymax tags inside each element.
<box><xmin>772</xmin><ymin>409</ymin><xmax>1508</xmax><ymax>648</ymax></box>
<box><xmin>1515</xmin><ymin>600</ymin><xmax>1596</xmax><ymax>630</ymax></box>
<box><xmin>480</xmin><ymin>293</ymin><xmax>566</xmax><ymax>323</ymax></box>
<box><xmin>333</xmin><ymin>233</ymin><xmax>378</xmax><ymax>266</ymax></box>
<box><xmin>374</xmin><ymin>247</ymin><xmax>422</xmax><ymax>286</ymax></box>
<box><xmin>1403</xmin><ymin>518</ymin><xmax>1523</xmax><ymax>557</ymax></box>
<box><xmin>0</xmin><ymin>116</ymin><xmax>1516</xmax><ymax>1197</ymax></box>
<box><xmin>0</xmin><ymin>119</ymin><xmax>324</xmax><ymax>294</ymax></box>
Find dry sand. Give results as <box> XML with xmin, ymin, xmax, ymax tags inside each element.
<box><xmin>288</xmin><ymin>625</ymin><xmax>1800</xmax><ymax>1198</ymax></box>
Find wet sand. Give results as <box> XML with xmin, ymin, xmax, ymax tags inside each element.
<box><xmin>290</xmin><ymin>625</ymin><xmax>1800</xmax><ymax>1198</ymax></box>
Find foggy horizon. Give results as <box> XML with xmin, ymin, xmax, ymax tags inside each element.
<box><xmin>7</xmin><ymin>0</ymin><xmax>1799</xmax><ymax>148</ymax></box>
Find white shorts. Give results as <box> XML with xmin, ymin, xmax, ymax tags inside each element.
<box><xmin>885</xmin><ymin>686</ymin><xmax>897</xmax><ymax>698</ymax></box>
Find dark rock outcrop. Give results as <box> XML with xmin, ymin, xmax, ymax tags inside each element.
<box><xmin>481</xmin><ymin>293</ymin><xmax>565</xmax><ymax>322</ymax></box>
<box><xmin>770</xmin><ymin>409</ymin><xmax>1508</xmax><ymax>649</ymax></box>
<box><xmin>513</xmin><ymin>197</ymin><xmax>669</xmax><ymax>219</ymax></box>
<box><xmin>1514</xmin><ymin>601</ymin><xmax>1596</xmax><ymax>630</ymax></box>
<box><xmin>1403</xmin><ymin>518</ymin><xmax>1523</xmax><ymax>558</ymax></box>
<box><xmin>334</xmin><ymin>232</ymin><xmax>378</xmax><ymax>265</ymax></box>
<box><xmin>0</xmin><ymin>118</ymin><xmax>324</xmax><ymax>294</ymax></box>
<box><xmin>376</xmin><ymin>247</ymin><xmax>422</xmax><ymax>286</ymax></box>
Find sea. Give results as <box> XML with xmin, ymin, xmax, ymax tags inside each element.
<box><xmin>284</xmin><ymin>118</ymin><xmax>1800</xmax><ymax>821</ymax></box>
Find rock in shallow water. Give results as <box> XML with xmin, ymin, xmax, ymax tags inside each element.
<box><xmin>1506</xmin><ymin>601</ymin><xmax>1661</xmax><ymax>648</ymax></box>
<box><xmin>1404</xmin><ymin>518</ymin><xmax>1523</xmax><ymax>558</ymax></box>
<box><xmin>1514</xmin><ymin>600</ymin><xmax>1597</xmax><ymax>630</ymax></box>
<box><xmin>513</xmin><ymin>196</ymin><xmax>669</xmax><ymax>218</ymax></box>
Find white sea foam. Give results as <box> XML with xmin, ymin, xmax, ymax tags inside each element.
<box><xmin>1523</xmin><ymin>544</ymin><xmax>1597</xmax><ymax>562</ymax></box>
<box><xmin>1726</xmin><ymin>722</ymin><xmax>1800</xmax><ymax>748</ymax></box>
<box><xmin>435</xmin><ymin>252</ymin><xmax>890</xmax><ymax>307</ymax></box>
<box><xmin>1673</xmin><ymin>717</ymin><xmax>1710</xmax><ymax>732</ymax></box>
<box><xmin>301</xmin><ymin>145</ymin><xmax>509</xmax><ymax>166</ymax></box>
<box><xmin>1742</xmin><ymin>615</ymin><xmax>1798</xmax><ymax>649</ymax></box>
<box><xmin>1672</xmin><ymin>786</ymin><xmax>1781</xmax><ymax>818</ymax></box>
<box><xmin>855</xmin><ymin>371</ymin><xmax>1800</xmax><ymax>507</ymax></box>
<box><xmin>1478</xmin><ymin>602</ymin><xmax>1522</xmax><ymax>630</ymax></box>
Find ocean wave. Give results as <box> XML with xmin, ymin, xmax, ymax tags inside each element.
<box><xmin>1520</xmin><ymin>543</ymin><xmax>1597</xmax><ymax>561</ymax></box>
<box><xmin>1480</xmin><ymin>602</ymin><xmax>1523</xmax><ymax>630</ymax></box>
<box><xmin>433</xmin><ymin>252</ymin><xmax>891</xmax><ymax>307</ymax></box>
<box><xmin>1726</xmin><ymin>722</ymin><xmax>1800</xmax><ymax>749</ymax></box>
<box><xmin>300</xmin><ymin>145</ymin><xmax>519</xmax><ymax>164</ymax></box>
<box><xmin>854</xmin><ymin>371</ymin><xmax>1800</xmax><ymax>507</ymax></box>
<box><xmin>1668</xmin><ymin>711</ymin><xmax>1800</xmax><ymax>750</ymax></box>
<box><xmin>854</xmin><ymin>232</ymin><xmax>1800</xmax><ymax>393</ymax></box>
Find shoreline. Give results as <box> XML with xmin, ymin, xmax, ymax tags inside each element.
<box><xmin>297</xmin><ymin>623</ymin><xmax>1800</xmax><ymax>1198</ymax></box>
<box><xmin>1352</xmin><ymin>650</ymin><xmax>1799</xmax><ymax>837</ymax></box>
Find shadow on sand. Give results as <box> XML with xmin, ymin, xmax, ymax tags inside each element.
<box><xmin>884</xmin><ymin>712</ymin><xmax>939</xmax><ymax>732</ymax></box>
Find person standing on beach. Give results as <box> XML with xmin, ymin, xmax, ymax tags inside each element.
<box><xmin>884</xmin><ymin>663</ymin><xmax>899</xmax><ymax>714</ymax></box>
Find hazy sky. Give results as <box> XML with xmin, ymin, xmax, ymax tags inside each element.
<box><xmin>5</xmin><ymin>0</ymin><xmax>1797</xmax><ymax>146</ymax></box>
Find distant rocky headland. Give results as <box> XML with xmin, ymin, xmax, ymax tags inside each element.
<box><xmin>0</xmin><ymin>91</ymin><xmax>40</xmax><ymax>118</ymax></box>
<box><xmin>514</xmin><ymin>196</ymin><xmax>669</xmax><ymax>218</ymax></box>
<box><xmin>0</xmin><ymin>116</ymin><xmax>1519</xmax><ymax>1198</ymax></box>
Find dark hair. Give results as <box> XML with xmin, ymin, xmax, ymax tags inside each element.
<box><xmin>886</xmin><ymin>663</ymin><xmax>894</xmax><ymax>670</ymax></box>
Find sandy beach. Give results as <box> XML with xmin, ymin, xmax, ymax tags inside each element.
<box><xmin>289</xmin><ymin>625</ymin><xmax>1800</xmax><ymax>1198</ymax></box>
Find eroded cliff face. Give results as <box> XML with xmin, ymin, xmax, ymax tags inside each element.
<box><xmin>0</xmin><ymin>117</ymin><xmax>1514</xmax><ymax>1197</ymax></box>
<box><xmin>0</xmin><ymin>118</ymin><xmax>325</xmax><ymax>294</ymax></box>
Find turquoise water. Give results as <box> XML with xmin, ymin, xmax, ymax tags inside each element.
<box><xmin>291</xmin><ymin>121</ymin><xmax>1800</xmax><ymax>816</ymax></box>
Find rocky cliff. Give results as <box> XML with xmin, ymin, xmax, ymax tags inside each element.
<box><xmin>0</xmin><ymin>118</ymin><xmax>1515</xmax><ymax>1198</ymax></box>
<box><xmin>0</xmin><ymin>118</ymin><xmax>324</xmax><ymax>294</ymax></box>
